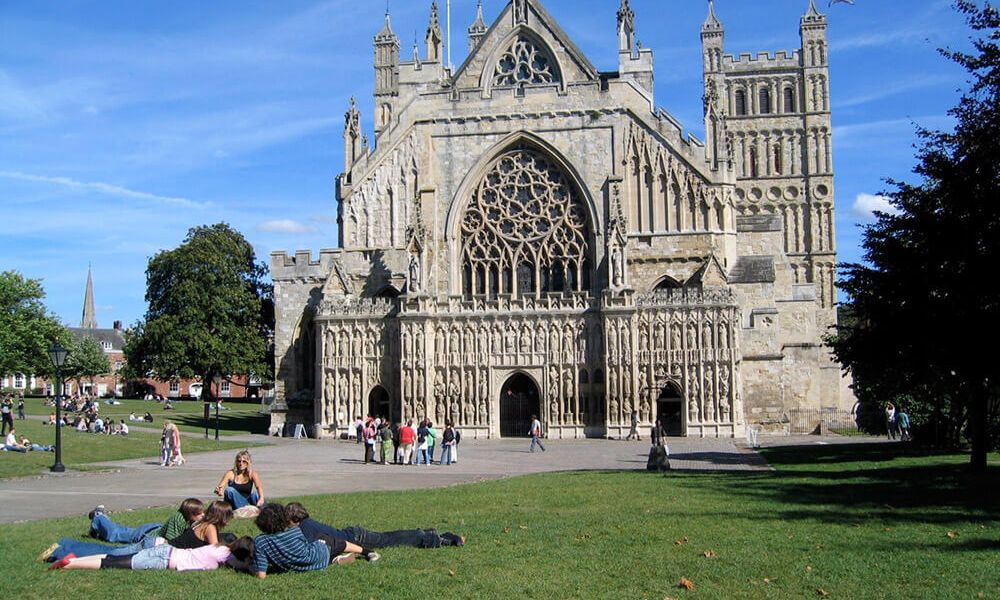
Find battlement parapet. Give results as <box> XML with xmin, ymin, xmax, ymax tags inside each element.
<box><xmin>723</xmin><ymin>50</ymin><xmax>801</xmax><ymax>71</ymax></box>
<box><xmin>271</xmin><ymin>248</ymin><xmax>341</xmax><ymax>281</ymax></box>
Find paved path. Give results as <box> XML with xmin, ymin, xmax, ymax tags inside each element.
<box><xmin>0</xmin><ymin>434</ymin><xmax>880</xmax><ymax>524</ymax></box>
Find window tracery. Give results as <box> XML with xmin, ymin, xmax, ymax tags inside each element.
<box><xmin>461</xmin><ymin>147</ymin><xmax>590</xmax><ymax>298</ymax></box>
<box><xmin>493</xmin><ymin>37</ymin><xmax>560</xmax><ymax>89</ymax></box>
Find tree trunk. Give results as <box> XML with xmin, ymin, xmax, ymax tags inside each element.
<box><xmin>969</xmin><ymin>384</ymin><xmax>988</xmax><ymax>473</ymax></box>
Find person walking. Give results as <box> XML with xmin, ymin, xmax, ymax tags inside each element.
<box><xmin>626</xmin><ymin>410</ymin><xmax>640</xmax><ymax>441</ymax></box>
<box><xmin>17</xmin><ymin>397</ymin><xmax>26</xmax><ymax>420</ymax></box>
<box><xmin>1</xmin><ymin>397</ymin><xmax>14</xmax><ymax>435</ymax></box>
<box><xmin>528</xmin><ymin>415</ymin><xmax>546</xmax><ymax>453</ymax></box>
<box><xmin>898</xmin><ymin>407</ymin><xmax>911</xmax><ymax>442</ymax></box>
<box><xmin>885</xmin><ymin>402</ymin><xmax>897</xmax><ymax>440</ymax></box>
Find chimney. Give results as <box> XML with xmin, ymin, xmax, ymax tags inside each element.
<box><xmin>113</xmin><ymin>320</ymin><xmax>123</xmax><ymax>331</ymax></box>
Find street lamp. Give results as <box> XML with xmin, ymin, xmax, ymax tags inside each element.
<box><xmin>47</xmin><ymin>340</ymin><xmax>69</xmax><ymax>473</ymax></box>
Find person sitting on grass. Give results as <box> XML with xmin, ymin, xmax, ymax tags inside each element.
<box><xmin>49</xmin><ymin>534</ymin><xmax>255</xmax><ymax>572</ymax></box>
<box><xmin>250</xmin><ymin>503</ymin><xmax>361</xmax><ymax>579</ymax></box>
<box><xmin>4</xmin><ymin>428</ymin><xmax>27</xmax><ymax>452</ymax></box>
<box><xmin>41</xmin><ymin>499</ymin><xmax>206</xmax><ymax>564</ymax></box>
<box><xmin>215</xmin><ymin>450</ymin><xmax>265</xmax><ymax>511</ymax></box>
<box><xmin>285</xmin><ymin>502</ymin><xmax>464</xmax><ymax>551</ymax></box>
<box><xmin>143</xmin><ymin>412</ymin><xmax>154</xmax><ymax>423</ymax></box>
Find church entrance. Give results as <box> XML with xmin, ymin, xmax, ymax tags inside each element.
<box><xmin>368</xmin><ymin>386</ymin><xmax>397</xmax><ymax>423</ymax></box>
<box><xmin>656</xmin><ymin>383</ymin><xmax>684</xmax><ymax>437</ymax></box>
<box><xmin>499</xmin><ymin>373</ymin><xmax>540</xmax><ymax>438</ymax></box>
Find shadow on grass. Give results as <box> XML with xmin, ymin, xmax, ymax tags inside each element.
<box><xmin>166</xmin><ymin>411</ymin><xmax>268</xmax><ymax>435</ymax></box>
<box><xmin>668</xmin><ymin>443</ymin><xmax>1000</xmax><ymax>528</ymax></box>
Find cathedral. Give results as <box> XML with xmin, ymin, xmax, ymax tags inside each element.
<box><xmin>270</xmin><ymin>0</ymin><xmax>851</xmax><ymax>439</ymax></box>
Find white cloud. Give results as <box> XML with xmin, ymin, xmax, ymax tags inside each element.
<box><xmin>256</xmin><ymin>219</ymin><xmax>318</xmax><ymax>234</ymax></box>
<box><xmin>0</xmin><ymin>170</ymin><xmax>208</xmax><ymax>208</ymax></box>
<box><xmin>852</xmin><ymin>193</ymin><xmax>901</xmax><ymax>220</ymax></box>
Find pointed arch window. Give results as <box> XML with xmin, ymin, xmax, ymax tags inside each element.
<box><xmin>493</xmin><ymin>36</ymin><xmax>561</xmax><ymax>90</ymax></box>
<box><xmin>461</xmin><ymin>146</ymin><xmax>591</xmax><ymax>299</ymax></box>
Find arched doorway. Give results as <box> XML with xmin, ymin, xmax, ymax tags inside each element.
<box><xmin>656</xmin><ymin>383</ymin><xmax>684</xmax><ymax>437</ymax></box>
<box><xmin>500</xmin><ymin>373</ymin><xmax>540</xmax><ymax>438</ymax></box>
<box><xmin>368</xmin><ymin>386</ymin><xmax>396</xmax><ymax>422</ymax></box>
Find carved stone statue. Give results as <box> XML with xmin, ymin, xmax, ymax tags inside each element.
<box><xmin>408</xmin><ymin>254</ymin><xmax>421</xmax><ymax>292</ymax></box>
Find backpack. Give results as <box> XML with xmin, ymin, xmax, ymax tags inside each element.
<box><xmin>454</xmin><ymin>429</ymin><xmax>461</xmax><ymax>444</ymax></box>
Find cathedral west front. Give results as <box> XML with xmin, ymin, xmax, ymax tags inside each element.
<box><xmin>270</xmin><ymin>0</ymin><xmax>853</xmax><ymax>439</ymax></box>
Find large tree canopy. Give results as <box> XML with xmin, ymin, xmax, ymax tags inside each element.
<box><xmin>125</xmin><ymin>223</ymin><xmax>273</xmax><ymax>399</ymax></box>
<box><xmin>64</xmin><ymin>335</ymin><xmax>112</xmax><ymax>389</ymax></box>
<box><xmin>0</xmin><ymin>270</ymin><xmax>66</xmax><ymax>378</ymax></box>
<box><xmin>829</xmin><ymin>1</ymin><xmax>1000</xmax><ymax>472</ymax></box>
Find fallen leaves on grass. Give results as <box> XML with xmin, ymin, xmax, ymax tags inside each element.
<box><xmin>763</xmin><ymin>577</ymin><xmax>776</xmax><ymax>584</ymax></box>
<box><xmin>677</xmin><ymin>577</ymin><xmax>695</xmax><ymax>590</ymax></box>
<box><xmin>518</xmin><ymin>525</ymin><xmax>528</xmax><ymax>530</ymax></box>
<box><xmin>448</xmin><ymin>570</ymin><xmax>455</xmax><ymax>577</ymax></box>
<box><xmin>947</xmin><ymin>531</ymin><xmax>958</xmax><ymax>539</ymax></box>
<box><xmin>806</xmin><ymin>566</ymin><xmax>813</xmax><ymax>572</ymax></box>
<box><xmin>702</xmin><ymin>550</ymin><xmax>716</xmax><ymax>558</ymax></box>
<box><xmin>817</xmin><ymin>588</ymin><xmax>831</xmax><ymax>596</ymax></box>
<box><xmin>675</xmin><ymin>536</ymin><xmax>689</xmax><ymax>545</ymax></box>
<box><xmin>502</xmin><ymin>527</ymin><xmax>510</xmax><ymax>534</ymax></box>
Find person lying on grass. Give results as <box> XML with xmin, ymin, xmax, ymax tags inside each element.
<box><xmin>285</xmin><ymin>502</ymin><xmax>465</xmax><ymax>550</ymax></box>
<box><xmin>42</xmin><ymin>499</ymin><xmax>228</xmax><ymax>564</ymax></box>
<box><xmin>50</xmin><ymin>534</ymin><xmax>255</xmax><ymax>573</ymax></box>
<box><xmin>19</xmin><ymin>437</ymin><xmax>54</xmax><ymax>452</ymax></box>
<box><xmin>250</xmin><ymin>503</ymin><xmax>366</xmax><ymax>579</ymax></box>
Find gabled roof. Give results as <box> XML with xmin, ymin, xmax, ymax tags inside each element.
<box><xmin>69</xmin><ymin>327</ymin><xmax>126</xmax><ymax>353</ymax></box>
<box><xmin>450</xmin><ymin>0</ymin><xmax>599</xmax><ymax>90</ymax></box>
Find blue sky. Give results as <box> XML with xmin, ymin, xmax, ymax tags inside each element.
<box><xmin>0</xmin><ymin>0</ymin><xmax>972</xmax><ymax>328</ymax></box>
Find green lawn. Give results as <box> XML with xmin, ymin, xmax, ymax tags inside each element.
<box><xmin>0</xmin><ymin>409</ymin><xmax>258</xmax><ymax>480</ymax></box>
<box><xmin>19</xmin><ymin>396</ymin><xmax>268</xmax><ymax>437</ymax></box>
<box><xmin>2</xmin><ymin>444</ymin><xmax>997</xmax><ymax>599</ymax></box>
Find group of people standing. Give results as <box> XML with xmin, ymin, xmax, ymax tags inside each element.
<box><xmin>356</xmin><ymin>416</ymin><xmax>461</xmax><ymax>466</ymax></box>
<box><xmin>884</xmin><ymin>402</ymin><xmax>912</xmax><ymax>441</ymax></box>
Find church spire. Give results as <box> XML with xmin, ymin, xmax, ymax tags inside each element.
<box><xmin>81</xmin><ymin>266</ymin><xmax>97</xmax><ymax>329</ymax></box>
<box><xmin>468</xmin><ymin>0</ymin><xmax>487</xmax><ymax>52</ymax></box>
<box><xmin>617</xmin><ymin>0</ymin><xmax>636</xmax><ymax>55</ymax></box>
<box><xmin>426</xmin><ymin>0</ymin><xmax>443</xmax><ymax>63</ymax></box>
<box><xmin>703</xmin><ymin>0</ymin><xmax>723</xmax><ymax>32</ymax></box>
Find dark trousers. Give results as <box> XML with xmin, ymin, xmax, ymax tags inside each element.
<box><xmin>364</xmin><ymin>443</ymin><xmax>374</xmax><ymax>463</ymax></box>
<box><xmin>1</xmin><ymin>414</ymin><xmax>13</xmax><ymax>434</ymax></box>
<box><xmin>343</xmin><ymin>526</ymin><xmax>443</xmax><ymax>549</ymax></box>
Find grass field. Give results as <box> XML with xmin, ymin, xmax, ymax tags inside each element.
<box><xmin>18</xmin><ymin>396</ymin><xmax>269</xmax><ymax>437</ymax></box>
<box><xmin>3</xmin><ymin>444</ymin><xmax>997</xmax><ymax>599</ymax></box>
<box><xmin>0</xmin><ymin>399</ymin><xmax>261</xmax><ymax>480</ymax></box>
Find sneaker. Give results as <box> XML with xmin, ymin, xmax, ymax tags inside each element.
<box><xmin>331</xmin><ymin>553</ymin><xmax>356</xmax><ymax>566</ymax></box>
<box><xmin>363</xmin><ymin>551</ymin><xmax>381</xmax><ymax>562</ymax></box>
<box><xmin>38</xmin><ymin>543</ymin><xmax>59</xmax><ymax>563</ymax></box>
<box><xmin>442</xmin><ymin>532</ymin><xmax>466</xmax><ymax>547</ymax></box>
<box><xmin>88</xmin><ymin>505</ymin><xmax>105</xmax><ymax>520</ymax></box>
<box><xmin>49</xmin><ymin>553</ymin><xmax>75</xmax><ymax>570</ymax></box>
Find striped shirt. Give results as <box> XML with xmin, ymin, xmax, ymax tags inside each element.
<box><xmin>252</xmin><ymin>527</ymin><xmax>330</xmax><ymax>574</ymax></box>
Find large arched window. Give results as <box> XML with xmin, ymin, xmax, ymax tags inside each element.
<box><xmin>783</xmin><ymin>87</ymin><xmax>796</xmax><ymax>113</ymax></box>
<box><xmin>461</xmin><ymin>146</ymin><xmax>591</xmax><ymax>299</ymax></box>
<box><xmin>759</xmin><ymin>88</ymin><xmax>772</xmax><ymax>114</ymax></box>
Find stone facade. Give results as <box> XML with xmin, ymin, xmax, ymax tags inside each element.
<box><xmin>271</xmin><ymin>0</ymin><xmax>853</xmax><ymax>439</ymax></box>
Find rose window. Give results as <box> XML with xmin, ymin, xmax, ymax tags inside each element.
<box><xmin>461</xmin><ymin>147</ymin><xmax>590</xmax><ymax>298</ymax></box>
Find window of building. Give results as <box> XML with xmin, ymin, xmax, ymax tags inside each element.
<box><xmin>784</xmin><ymin>87</ymin><xmax>796</xmax><ymax>113</ymax></box>
<box><xmin>749</xmin><ymin>147</ymin><xmax>759</xmax><ymax>178</ymax></box>
<box><xmin>774</xmin><ymin>146</ymin><xmax>783</xmax><ymax>175</ymax></box>
<box><xmin>221</xmin><ymin>380</ymin><xmax>231</xmax><ymax>394</ymax></box>
<box><xmin>461</xmin><ymin>146</ymin><xmax>591</xmax><ymax>299</ymax></box>
<box><xmin>114</xmin><ymin>361</ymin><xmax>123</xmax><ymax>371</ymax></box>
<box><xmin>759</xmin><ymin>88</ymin><xmax>772</xmax><ymax>114</ymax></box>
<box><xmin>493</xmin><ymin>36</ymin><xmax>561</xmax><ymax>91</ymax></box>
<box><xmin>14</xmin><ymin>373</ymin><xmax>24</xmax><ymax>389</ymax></box>
<box><xmin>169</xmin><ymin>381</ymin><xmax>179</xmax><ymax>393</ymax></box>
<box><xmin>734</xmin><ymin>90</ymin><xmax>747</xmax><ymax>116</ymax></box>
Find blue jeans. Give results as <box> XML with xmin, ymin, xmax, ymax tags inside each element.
<box><xmin>529</xmin><ymin>435</ymin><xmax>546</xmax><ymax>452</ymax></box>
<box><xmin>3</xmin><ymin>444</ymin><xmax>26</xmax><ymax>453</ymax></box>
<box><xmin>91</xmin><ymin>513</ymin><xmax>160</xmax><ymax>544</ymax></box>
<box><xmin>224</xmin><ymin>484</ymin><xmax>259</xmax><ymax>509</ymax></box>
<box><xmin>131</xmin><ymin>543</ymin><xmax>172</xmax><ymax>570</ymax></box>
<box><xmin>417</xmin><ymin>448</ymin><xmax>430</xmax><ymax>464</ymax></box>
<box><xmin>426</xmin><ymin>445</ymin><xmax>435</xmax><ymax>463</ymax></box>
<box><xmin>440</xmin><ymin>444</ymin><xmax>454</xmax><ymax>465</ymax></box>
<box><xmin>51</xmin><ymin>535</ymin><xmax>158</xmax><ymax>561</ymax></box>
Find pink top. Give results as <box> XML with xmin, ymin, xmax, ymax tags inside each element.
<box><xmin>168</xmin><ymin>544</ymin><xmax>232</xmax><ymax>571</ymax></box>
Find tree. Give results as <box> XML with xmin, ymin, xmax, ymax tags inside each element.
<box><xmin>125</xmin><ymin>223</ymin><xmax>273</xmax><ymax>400</ymax></box>
<box><xmin>0</xmin><ymin>271</ymin><xmax>66</xmax><ymax>379</ymax></box>
<box><xmin>829</xmin><ymin>1</ymin><xmax>1000</xmax><ymax>472</ymax></box>
<box><xmin>64</xmin><ymin>335</ymin><xmax>112</xmax><ymax>393</ymax></box>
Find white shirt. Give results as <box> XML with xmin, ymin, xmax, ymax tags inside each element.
<box><xmin>5</xmin><ymin>432</ymin><xmax>17</xmax><ymax>446</ymax></box>
<box><xmin>120</xmin><ymin>423</ymin><xmax>129</xmax><ymax>434</ymax></box>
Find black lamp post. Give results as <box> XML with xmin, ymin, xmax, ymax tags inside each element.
<box><xmin>47</xmin><ymin>340</ymin><xmax>69</xmax><ymax>473</ymax></box>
